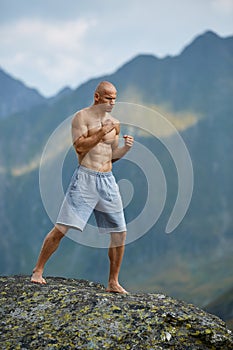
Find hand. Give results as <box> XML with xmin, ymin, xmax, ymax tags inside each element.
<box><xmin>102</xmin><ymin>119</ymin><xmax>115</xmax><ymax>135</ymax></box>
<box><xmin>123</xmin><ymin>135</ymin><xmax>134</xmax><ymax>149</ymax></box>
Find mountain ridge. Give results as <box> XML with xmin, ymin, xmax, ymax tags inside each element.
<box><xmin>1</xmin><ymin>30</ymin><xmax>232</xmax><ymax>120</ymax></box>
<box><xmin>0</xmin><ymin>67</ymin><xmax>47</xmax><ymax>119</ymax></box>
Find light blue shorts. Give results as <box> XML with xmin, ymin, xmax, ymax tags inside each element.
<box><xmin>56</xmin><ymin>166</ymin><xmax>126</xmax><ymax>233</ymax></box>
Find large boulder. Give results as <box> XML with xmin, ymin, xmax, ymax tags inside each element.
<box><xmin>0</xmin><ymin>276</ymin><xmax>232</xmax><ymax>349</ymax></box>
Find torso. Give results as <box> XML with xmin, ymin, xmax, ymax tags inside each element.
<box><xmin>74</xmin><ymin>107</ymin><xmax>118</xmax><ymax>172</ymax></box>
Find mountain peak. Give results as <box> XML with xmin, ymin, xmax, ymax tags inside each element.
<box><xmin>201</xmin><ymin>30</ymin><xmax>220</xmax><ymax>39</ymax></box>
<box><xmin>115</xmin><ymin>53</ymin><xmax>158</xmax><ymax>75</ymax></box>
<box><xmin>0</xmin><ymin>68</ymin><xmax>46</xmax><ymax>119</ymax></box>
<box><xmin>48</xmin><ymin>86</ymin><xmax>73</xmax><ymax>105</ymax></box>
<box><xmin>180</xmin><ymin>30</ymin><xmax>232</xmax><ymax>58</ymax></box>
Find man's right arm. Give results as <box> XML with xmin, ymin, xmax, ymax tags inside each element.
<box><xmin>73</xmin><ymin>129</ymin><xmax>106</xmax><ymax>155</ymax></box>
<box><xmin>72</xmin><ymin>113</ymin><xmax>115</xmax><ymax>155</ymax></box>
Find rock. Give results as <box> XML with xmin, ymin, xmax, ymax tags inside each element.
<box><xmin>0</xmin><ymin>276</ymin><xmax>232</xmax><ymax>349</ymax></box>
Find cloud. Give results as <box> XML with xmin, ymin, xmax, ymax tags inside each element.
<box><xmin>0</xmin><ymin>17</ymin><xmax>97</xmax><ymax>94</ymax></box>
<box><xmin>212</xmin><ymin>0</ymin><xmax>233</xmax><ymax>13</ymax></box>
<box><xmin>1</xmin><ymin>18</ymin><xmax>95</xmax><ymax>52</ymax></box>
<box><xmin>0</xmin><ymin>0</ymin><xmax>232</xmax><ymax>96</ymax></box>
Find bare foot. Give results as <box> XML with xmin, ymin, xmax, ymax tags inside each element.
<box><xmin>31</xmin><ymin>271</ymin><xmax>46</xmax><ymax>284</ymax></box>
<box><xmin>106</xmin><ymin>282</ymin><xmax>128</xmax><ymax>294</ymax></box>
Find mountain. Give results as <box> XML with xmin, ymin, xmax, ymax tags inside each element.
<box><xmin>48</xmin><ymin>86</ymin><xmax>73</xmax><ymax>105</ymax></box>
<box><xmin>0</xmin><ymin>30</ymin><xmax>232</xmax><ymax>313</ymax></box>
<box><xmin>1</xmin><ymin>276</ymin><xmax>233</xmax><ymax>349</ymax></box>
<box><xmin>205</xmin><ymin>286</ymin><xmax>233</xmax><ymax>330</ymax></box>
<box><xmin>112</xmin><ymin>30</ymin><xmax>233</xmax><ymax>114</ymax></box>
<box><xmin>0</xmin><ymin>68</ymin><xmax>46</xmax><ymax>119</ymax></box>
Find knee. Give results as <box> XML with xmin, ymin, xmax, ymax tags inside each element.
<box><xmin>120</xmin><ymin>231</ymin><xmax>127</xmax><ymax>243</ymax></box>
<box><xmin>55</xmin><ymin>224</ymin><xmax>68</xmax><ymax>236</ymax></box>
<box><xmin>47</xmin><ymin>226</ymin><xmax>65</xmax><ymax>243</ymax></box>
<box><xmin>110</xmin><ymin>231</ymin><xmax>126</xmax><ymax>247</ymax></box>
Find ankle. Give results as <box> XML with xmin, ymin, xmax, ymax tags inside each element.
<box><xmin>33</xmin><ymin>267</ymin><xmax>43</xmax><ymax>274</ymax></box>
<box><xmin>108</xmin><ymin>279</ymin><xmax>119</xmax><ymax>285</ymax></box>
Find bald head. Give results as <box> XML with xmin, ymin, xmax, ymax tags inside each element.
<box><xmin>94</xmin><ymin>81</ymin><xmax>117</xmax><ymax>107</ymax></box>
<box><xmin>95</xmin><ymin>81</ymin><xmax>117</xmax><ymax>96</ymax></box>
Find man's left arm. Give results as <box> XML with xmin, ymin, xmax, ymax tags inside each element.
<box><xmin>112</xmin><ymin>124</ymin><xmax>134</xmax><ymax>162</ymax></box>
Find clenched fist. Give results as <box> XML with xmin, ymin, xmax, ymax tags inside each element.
<box><xmin>123</xmin><ymin>135</ymin><xmax>134</xmax><ymax>150</ymax></box>
<box><xmin>101</xmin><ymin>119</ymin><xmax>115</xmax><ymax>135</ymax></box>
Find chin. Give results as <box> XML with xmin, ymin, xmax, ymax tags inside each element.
<box><xmin>106</xmin><ymin>107</ymin><xmax>113</xmax><ymax>113</ymax></box>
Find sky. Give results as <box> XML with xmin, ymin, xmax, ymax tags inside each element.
<box><xmin>0</xmin><ymin>0</ymin><xmax>233</xmax><ymax>97</ymax></box>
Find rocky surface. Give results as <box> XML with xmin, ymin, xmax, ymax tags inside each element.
<box><xmin>0</xmin><ymin>276</ymin><xmax>232</xmax><ymax>349</ymax></box>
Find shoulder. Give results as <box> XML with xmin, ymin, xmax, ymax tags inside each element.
<box><xmin>111</xmin><ymin>116</ymin><xmax>120</xmax><ymax>135</ymax></box>
<box><xmin>110</xmin><ymin>115</ymin><xmax>119</xmax><ymax>124</ymax></box>
<box><xmin>72</xmin><ymin>108</ymin><xmax>88</xmax><ymax>127</ymax></box>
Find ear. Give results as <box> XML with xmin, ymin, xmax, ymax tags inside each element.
<box><xmin>94</xmin><ymin>92</ymin><xmax>100</xmax><ymax>103</ymax></box>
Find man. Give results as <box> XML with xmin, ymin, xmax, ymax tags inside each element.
<box><xmin>31</xmin><ymin>81</ymin><xmax>134</xmax><ymax>294</ymax></box>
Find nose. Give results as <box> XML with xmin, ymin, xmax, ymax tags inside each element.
<box><xmin>110</xmin><ymin>99</ymin><xmax>115</xmax><ymax>105</ymax></box>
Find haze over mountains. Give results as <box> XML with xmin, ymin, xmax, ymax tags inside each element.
<box><xmin>0</xmin><ymin>30</ymin><xmax>232</xmax><ymax>327</ymax></box>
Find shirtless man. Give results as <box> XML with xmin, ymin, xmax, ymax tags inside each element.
<box><xmin>31</xmin><ymin>81</ymin><xmax>134</xmax><ymax>293</ymax></box>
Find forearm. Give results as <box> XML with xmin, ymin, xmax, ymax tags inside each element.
<box><xmin>112</xmin><ymin>146</ymin><xmax>130</xmax><ymax>162</ymax></box>
<box><xmin>74</xmin><ymin>128</ymin><xmax>105</xmax><ymax>154</ymax></box>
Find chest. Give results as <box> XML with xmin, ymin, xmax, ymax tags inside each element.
<box><xmin>87</xmin><ymin>121</ymin><xmax>116</xmax><ymax>144</ymax></box>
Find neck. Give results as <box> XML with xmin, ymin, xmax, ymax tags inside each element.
<box><xmin>91</xmin><ymin>104</ymin><xmax>108</xmax><ymax>119</ymax></box>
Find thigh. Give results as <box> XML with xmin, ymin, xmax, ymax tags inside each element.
<box><xmin>94</xmin><ymin>208</ymin><xmax>126</xmax><ymax>234</ymax></box>
<box><xmin>68</xmin><ymin>169</ymin><xmax>98</xmax><ymax>209</ymax></box>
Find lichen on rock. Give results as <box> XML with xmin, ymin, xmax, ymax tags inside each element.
<box><xmin>0</xmin><ymin>276</ymin><xmax>232</xmax><ymax>349</ymax></box>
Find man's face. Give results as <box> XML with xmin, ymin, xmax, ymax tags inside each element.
<box><xmin>95</xmin><ymin>87</ymin><xmax>117</xmax><ymax>112</ymax></box>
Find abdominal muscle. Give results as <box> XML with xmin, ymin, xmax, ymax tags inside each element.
<box><xmin>78</xmin><ymin>141</ymin><xmax>113</xmax><ymax>172</ymax></box>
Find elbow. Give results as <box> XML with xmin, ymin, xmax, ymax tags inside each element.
<box><xmin>112</xmin><ymin>158</ymin><xmax>120</xmax><ymax>163</ymax></box>
<box><xmin>73</xmin><ymin>142</ymin><xmax>84</xmax><ymax>155</ymax></box>
<box><xmin>75</xmin><ymin>147</ymin><xmax>85</xmax><ymax>155</ymax></box>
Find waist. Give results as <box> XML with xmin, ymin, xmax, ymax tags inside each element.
<box><xmin>78</xmin><ymin>165</ymin><xmax>113</xmax><ymax>177</ymax></box>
